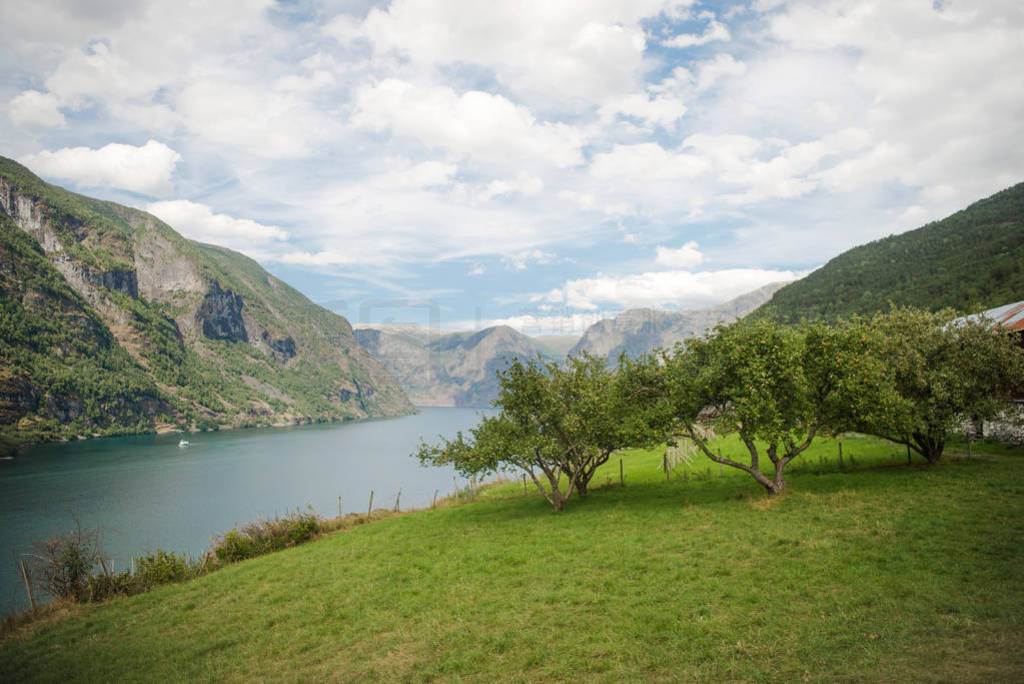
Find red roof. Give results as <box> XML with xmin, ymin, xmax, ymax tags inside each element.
<box><xmin>978</xmin><ymin>300</ymin><xmax>1024</xmax><ymax>332</ymax></box>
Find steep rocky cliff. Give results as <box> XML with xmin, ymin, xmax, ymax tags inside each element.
<box><xmin>354</xmin><ymin>324</ymin><xmax>546</xmax><ymax>407</ymax></box>
<box><xmin>0</xmin><ymin>156</ymin><xmax>413</xmax><ymax>445</ymax></box>
<box><xmin>570</xmin><ymin>282</ymin><xmax>787</xmax><ymax>362</ymax></box>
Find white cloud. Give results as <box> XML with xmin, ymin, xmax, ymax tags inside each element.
<box><xmin>352</xmin><ymin>1</ymin><xmax>672</xmax><ymax>105</ymax></box>
<box><xmin>478</xmin><ymin>173</ymin><xmax>544</xmax><ymax>201</ymax></box>
<box><xmin>177</xmin><ymin>77</ymin><xmax>340</xmax><ymax>159</ymax></box>
<box><xmin>600</xmin><ymin>91</ymin><xmax>688</xmax><ymax>129</ymax></box>
<box><xmin>369</xmin><ymin>159</ymin><xmax>458</xmax><ymax>190</ymax></box>
<box><xmin>146</xmin><ymin>200</ymin><xmax>289</xmax><ymax>252</ymax></box>
<box><xmin>21</xmin><ymin>140</ymin><xmax>180</xmax><ymax>196</ymax></box>
<box><xmin>352</xmin><ymin>79</ymin><xmax>586</xmax><ymax>168</ymax></box>
<box><xmin>662</xmin><ymin>11</ymin><xmax>731</xmax><ymax>48</ymax></box>
<box><xmin>502</xmin><ymin>249</ymin><xmax>555</xmax><ymax>271</ymax></box>
<box><xmin>542</xmin><ymin>268</ymin><xmax>797</xmax><ymax>311</ymax></box>
<box><xmin>590</xmin><ymin>143</ymin><xmax>706</xmax><ymax>182</ymax></box>
<box><xmin>762</xmin><ymin>0</ymin><xmax>1024</xmax><ymax>204</ymax></box>
<box><xmin>655</xmin><ymin>241</ymin><xmax>704</xmax><ymax>268</ymax></box>
<box><xmin>468</xmin><ymin>264</ymin><xmax>485</xmax><ymax>276</ymax></box>
<box><xmin>7</xmin><ymin>90</ymin><xmax>66</xmax><ymax>128</ymax></box>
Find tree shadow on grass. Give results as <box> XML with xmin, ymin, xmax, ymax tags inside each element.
<box><xmin>452</xmin><ymin>451</ymin><xmax>1019</xmax><ymax>526</ymax></box>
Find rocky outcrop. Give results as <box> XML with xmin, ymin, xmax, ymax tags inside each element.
<box><xmin>197</xmin><ymin>280</ymin><xmax>247</xmax><ymax>342</ymax></box>
<box><xmin>571</xmin><ymin>282</ymin><xmax>788</xmax><ymax>362</ymax></box>
<box><xmin>0</xmin><ymin>178</ymin><xmax>66</xmax><ymax>253</ymax></box>
<box><xmin>91</xmin><ymin>269</ymin><xmax>138</xmax><ymax>297</ymax></box>
<box><xmin>262</xmin><ymin>332</ymin><xmax>296</xmax><ymax>362</ymax></box>
<box><xmin>0</xmin><ymin>375</ymin><xmax>39</xmax><ymax>424</ymax></box>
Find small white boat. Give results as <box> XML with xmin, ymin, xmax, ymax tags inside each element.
<box><xmin>178</xmin><ymin>439</ymin><xmax>190</xmax><ymax>448</ymax></box>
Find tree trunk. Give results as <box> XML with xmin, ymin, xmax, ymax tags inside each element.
<box><xmin>912</xmin><ymin>431</ymin><xmax>946</xmax><ymax>464</ymax></box>
<box><xmin>765</xmin><ymin>458</ymin><xmax>790</xmax><ymax>495</ymax></box>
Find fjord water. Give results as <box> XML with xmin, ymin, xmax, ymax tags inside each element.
<box><xmin>0</xmin><ymin>407</ymin><xmax>490</xmax><ymax>616</ymax></box>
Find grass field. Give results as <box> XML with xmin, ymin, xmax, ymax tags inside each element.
<box><xmin>2</xmin><ymin>435</ymin><xmax>1022</xmax><ymax>681</ymax></box>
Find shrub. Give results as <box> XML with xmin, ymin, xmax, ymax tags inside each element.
<box><xmin>211</xmin><ymin>508</ymin><xmax>321</xmax><ymax>563</ymax></box>
<box><xmin>134</xmin><ymin>550</ymin><xmax>202</xmax><ymax>589</ymax></box>
<box><xmin>29</xmin><ymin>522</ymin><xmax>100</xmax><ymax>602</ymax></box>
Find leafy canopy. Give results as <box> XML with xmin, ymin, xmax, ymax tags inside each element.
<box><xmin>417</xmin><ymin>354</ymin><xmax>636</xmax><ymax>510</ymax></box>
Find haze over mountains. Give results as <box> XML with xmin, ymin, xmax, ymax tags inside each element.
<box><xmin>354</xmin><ymin>324</ymin><xmax>544</xmax><ymax>407</ymax></box>
<box><xmin>570</xmin><ymin>282</ymin><xmax>786</xmax><ymax>363</ymax></box>
<box><xmin>354</xmin><ymin>282</ymin><xmax>785</xmax><ymax>406</ymax></box>
<box><xmin>0</xmin><ymin>157</ymin><xmax>412</xmax><ymax>445</ymax></box>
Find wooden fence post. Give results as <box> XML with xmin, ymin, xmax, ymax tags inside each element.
<box><xmin>432</xmin><ymin>489</ymin><xmax>438</xmax><ymax>508</ymax></box>
<box><xmin>522</xmin><ymin>473</ymin><xmax>527</xmax><ymax>494</ymax></box>
<box><xmin>20</xmin><ymin>558</ymin><xmax>35</xmax><ymax>611</ymax></box>
<box><xmin>453</xmin><ymin>476</ymin><xmax>459</xmax><ymax>502</ymax></box>
<box><xmin>838</xmin><ymin>440</ymin><xmax>844</xmax><ymax>471</ymax></box>
<box><xmin>338</xmin><ymin>496</ymin><xmax>342</xmax><ymax>519</ymax></box>
<box><xmin>367</xmin><ymin>490</ymin><xmax>374</xmax><ymax>518</ymax></box>
<box><xmin>394</xmin><ymin>489</ymin><xmax>401</xmax><ymax>512</ymax></box>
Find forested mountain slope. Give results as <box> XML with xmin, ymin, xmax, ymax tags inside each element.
<box><xmin>758</xmin><ymin>182</ymin><xmax>1024</xmax><ymax>322</ymax></box>
<box><xmin>0</xmin><ymin>156</ymin><xmax>412</xmax><ymax>446</ymax></box>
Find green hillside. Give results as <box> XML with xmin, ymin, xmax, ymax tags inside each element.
<box><xmin>0</xmin><ymin>211</ymin><xmax>167</xmax><ymax>449</ymax></box>
<box><xmin>0</xmin><ymin>156</ymin><xmax>412</xmax><ymax>447</ymax></box>
<box><xmin>2</xmin><ymin>437</ymin><xmax>1021</xmax><ymax>680</ymax></box>
<box><xmin>759</xmin><ymin>182</ymin><xmax>1024</xmax><ymax>322</ymax></box>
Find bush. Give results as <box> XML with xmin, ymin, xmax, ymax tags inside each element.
<box><xmin>134</xmin><ymin>550</ymin><xmax>203</xmax><ymax>589</ymax></box>
<box><xmin>29</xmin><ymin>522</ymin><xmax>100</xmax><ymax>602</ymax></box>
<box><xmin>211</xmin><ymin>508</ymin><xmax>321</xmax><ymax>563</ymax></box>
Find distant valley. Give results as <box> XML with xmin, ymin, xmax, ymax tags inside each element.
<box><xmin>353</xmin><ymin>324</ymin><xmax>546</xmax><ymax>407</ymax></box>
<box><xmin>354</xmin><ymin>282</ymin><xmax>784</xmax><ymax>406</ymax></box>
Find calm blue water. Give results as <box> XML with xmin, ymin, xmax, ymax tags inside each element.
<box><xmin>0</xmin><ymin>407</ymin><xmax>491</xmax><ymax>616</ymax></box>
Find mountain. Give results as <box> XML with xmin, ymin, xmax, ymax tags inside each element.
<box><xmin>570</xmin><ymin>282</ymin><xmax>787</xmax><ymax>362</ymax></box>
<box><xmin>354</xmin><ymin>324</ymin><xmax>547</xmax><ymax>407</ymax></box>
<box><xmin>758</xmin><ymin>182</ymin><xmax>1024</xmax><ymax>322</ymax></box>
<box><xmin>0</xmin><ymin>156</ymin><xmax>412</xmax><ymax>446</ymax></box>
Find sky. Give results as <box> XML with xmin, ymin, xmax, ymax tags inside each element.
<box><xmin>1</xmin><ymin>0</ymin><xmax>1022</xmax><ymax>334</ymax></box>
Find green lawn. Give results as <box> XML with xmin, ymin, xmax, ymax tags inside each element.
<box><xmin>2</xmin><ymin>435</ymin><xmax>1022</xmax><ymax>681</ymax></box>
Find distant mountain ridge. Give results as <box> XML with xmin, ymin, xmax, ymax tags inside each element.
<box><xmin>757</xmin><ymin>182</ymin><xmax>1024</xmax><ymax>322</ymax></box>
<box><xmin>354</xmin><ymin>324</ymin><xmax>549</xmax><ymax>407</ymax></box>
<box><xmin>570</xmin><ymin>282</ymin><xmax>787</xmax><ymax>362</ymax></box>
<box><xmin>0</xmin><ymin>156</ymin><xmax>412</xmax><ymax>445</ymax></box>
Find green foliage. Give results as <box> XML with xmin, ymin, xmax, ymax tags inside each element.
<box><xmin>859</xmin><ymin>306</ymin><xmax>1024</xmax><ymax>462</ymax></box>
<box><xmin>418</xmin><ymin>354</ymin><xmax>638</xmax><ymax>510</ymax></box>
<box><xmin>211</xmin><ymin>509</ymin><xmax>322</xmax><ymax>563</ymax></box>
<box><xmin>133</xmin><ymin>550</ymin><xmax>202</xmax><ymax>588</ymax></box>
<box><xmin>760</xmin><ymin>181</ymin><xmax>1024</xmax><ymax>322</ymax></box>
<box><xmin>0</xmin><ymin>157</ymin><xmax>135</xmax><ymax>271</ymax></box>
<box><xmin>0</xmin><ymin>212</ymin><xmax>167</xmax><ymax>445</ymax></box>
<box><xmin>621</xmin><ymin>317</ymin><xmax>889</xmax><ymax>494</ymax></box>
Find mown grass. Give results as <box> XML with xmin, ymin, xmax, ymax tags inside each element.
<box><xmin>2</xmin><ymin>435</ymin><xmax>1022</xmax><ymax>681</ymax></box>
